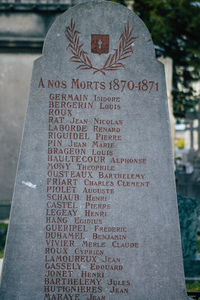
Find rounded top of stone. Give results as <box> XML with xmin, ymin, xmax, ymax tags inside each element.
<box><xmin>41</xmin><ymin>1</ymin><xmax>156</xmax><ymax>73</ymax></box>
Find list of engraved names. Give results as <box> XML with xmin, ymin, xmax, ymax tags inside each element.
<box><xmin>40</xmin><ymin>78</ymin><xmax>154</xmax><ymax>300</ymax></box>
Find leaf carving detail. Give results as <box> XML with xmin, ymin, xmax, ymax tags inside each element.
<box><xmin>65</xmin><ymin>19</ymin><xmax>136</xmax><ymax>75</ymax></box>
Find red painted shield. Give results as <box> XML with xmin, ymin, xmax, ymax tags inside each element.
<box><xmin>91</xmin><ymin>34</ymin><xmax>109</xmax><ymax>55</ymax></box>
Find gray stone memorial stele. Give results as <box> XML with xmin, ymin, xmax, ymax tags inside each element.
<box><xmin>0</xmin><ymin>1</ymin><xmax>190</xmax><ymax>299</ymax></box>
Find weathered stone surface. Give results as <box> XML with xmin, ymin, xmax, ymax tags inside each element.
<box><xmin>0</xmin><ymin>1</ymin><xmax>189</xmax><ymax>299</ymax></box>
<box><xmin>0</xmin><ymin>54</ymin><xmax>39</xmax><ymax>220</ymax></box>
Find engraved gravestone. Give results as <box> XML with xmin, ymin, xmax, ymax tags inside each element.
<box><xmin>0</xmin><ymin>1</ymin><xmax>190</xmax><ymax>299</ymax></box>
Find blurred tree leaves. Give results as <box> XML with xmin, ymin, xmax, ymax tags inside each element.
<box><xmin>110</xmin><ymin>0</ymin><xmax>200</xmax><ymax>118</ymax></box>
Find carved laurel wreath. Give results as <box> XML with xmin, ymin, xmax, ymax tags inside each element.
<box><xmin>65</xmin><ymin>19</ymin><xmax>136</xmax><ymax>75</ymax></box>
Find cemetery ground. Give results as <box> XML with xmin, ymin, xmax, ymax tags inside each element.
<box><xmin>0</xmin><ymin>221</ymin><xmax>200</xmax><ymax>293</ymax></box>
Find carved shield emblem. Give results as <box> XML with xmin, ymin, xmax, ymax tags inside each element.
<box><xmin>91</xmin><ymin>34</ymin><xmax>109</xmax><ymax>55</ymax></box>
<box><xmin>66</xmin><ymin>19</ymin><xmax>136</xmax><ymax>74</ymax></box>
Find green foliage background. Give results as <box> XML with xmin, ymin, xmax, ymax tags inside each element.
<box><xmin>110</xmin><ymin>0</ymin><xmax>200</xmax><ymax>119</ymax></box>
